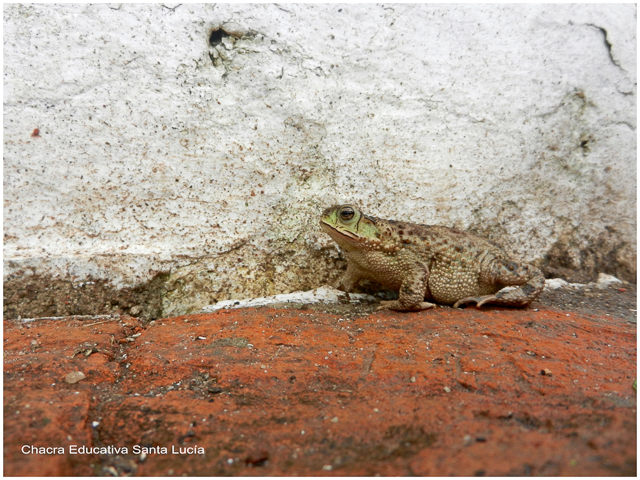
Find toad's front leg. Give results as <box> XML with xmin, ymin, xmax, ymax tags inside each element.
<box><xmin>335</xmin><ymin>262</ymin><xmax>366</xmax><ymax>293</ymax></box>
<box><xmin>378</xmin><ymin>263</ymin><xmax>435</xmax><ymax>312</ymax></box>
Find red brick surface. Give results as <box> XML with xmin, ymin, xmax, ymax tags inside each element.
<box><xmin>4</xmin><ymin>306</ymin><xmax>637</xmax><ymax>476</ymax></box>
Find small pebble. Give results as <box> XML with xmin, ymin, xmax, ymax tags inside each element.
<box><xmin>541</xmin><ymin>368</ymin><xmax>552</xmax><ymax>376</ymax></box>
<box><xmin>444</xmin><ymin>386</ymin><xmax>451</xmax><ymax>393</ymax></box>
<box><xmin>65</xmin><ymin>371</ymin><xmax>86</xmax><ymax>384</ymax></box>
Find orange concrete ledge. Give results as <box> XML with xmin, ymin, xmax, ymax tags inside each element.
<box><xmin>3</xmin><ymin>306</ymin><xmax>637</xmax><ymax>476</ymax></box>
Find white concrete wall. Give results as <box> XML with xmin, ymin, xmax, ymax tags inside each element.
<box><xmin>4</xmin><ymin>4</ymin><xmax>636</xmax><ymax>316</ymax></box>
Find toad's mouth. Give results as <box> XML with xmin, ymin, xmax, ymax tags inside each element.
<box><xmin>320</xmin><ymin>221</ymin><xmax>360</xmax><ymax>240</ymax></box>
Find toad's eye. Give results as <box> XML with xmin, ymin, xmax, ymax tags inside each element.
<box><xmin>340</xmin><ymin>207</ymin><xmax>355</xmax><ymax>221</ymax></box>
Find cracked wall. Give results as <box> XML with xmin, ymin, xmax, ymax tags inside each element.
<box><xmin>3</xmin><ymin>4</ymin><xmax>636</xmax><ymax>318</ymax></box>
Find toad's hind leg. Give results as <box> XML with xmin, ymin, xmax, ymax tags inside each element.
<box><xmin>453</xmin><ymin>260</ymin><xmax>545</xmax><ymax>308</ymax></box>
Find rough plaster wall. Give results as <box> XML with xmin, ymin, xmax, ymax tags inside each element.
<box><xmin>3</xmin><ymin>3</ymin><xmax>636</xmax><ymax>318</ymax></box>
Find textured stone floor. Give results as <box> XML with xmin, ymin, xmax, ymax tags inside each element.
<box><xmin>3</xmin><ymin>305</ymin><xmax>637</xmax><ymax>476</ymax></box>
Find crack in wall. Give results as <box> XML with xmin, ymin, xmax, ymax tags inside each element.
<box><xmin>161</xmin><ymin>4</ymin><xmax>182</xmax><ymax>13</ymax></box>
<box><xmin>585</xmin><ymin>23</ymin><xmax>625</xmax><ymax>72</ymax></box>
<box><xmin>609</xmin><ymin>121</ymin><xmax>637</xmax><ymax>131</ymax></box>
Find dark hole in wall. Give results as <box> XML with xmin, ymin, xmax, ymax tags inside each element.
<box><xmin>209</xmin><ymin>28</ymin><xmax>230</xmax><ymax>47</ymax></box>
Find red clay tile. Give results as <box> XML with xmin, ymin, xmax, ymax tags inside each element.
<box><xmin>4</xmin><ymin>307</ymin><xmax>636</xmax><ymax>476</ymax></box>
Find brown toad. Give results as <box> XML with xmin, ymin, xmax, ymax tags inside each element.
<box><xmin>320</xmin><ymin>205</ymin><xmax>545</xmax><ymax>311</ymax></box>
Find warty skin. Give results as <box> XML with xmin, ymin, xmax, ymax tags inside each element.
<box><xmin>320</xmin><ymin>205</ymin><xmax>545</xmax><ymax>311</ymax></box>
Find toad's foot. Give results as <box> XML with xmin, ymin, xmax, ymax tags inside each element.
<box><xmin>453</xmin><ymin>295</ymin><xmax>500</xmax><ymax>308</ymax></box>
<box><xmin>377</xmin><ymin>300</ymin><xmax>436</xmax><ymax>312</ymax></box>
<box><xmin>453</xmin><ymin>284</ymin><xmax>538</xmax><ymax>308</ymax></box>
